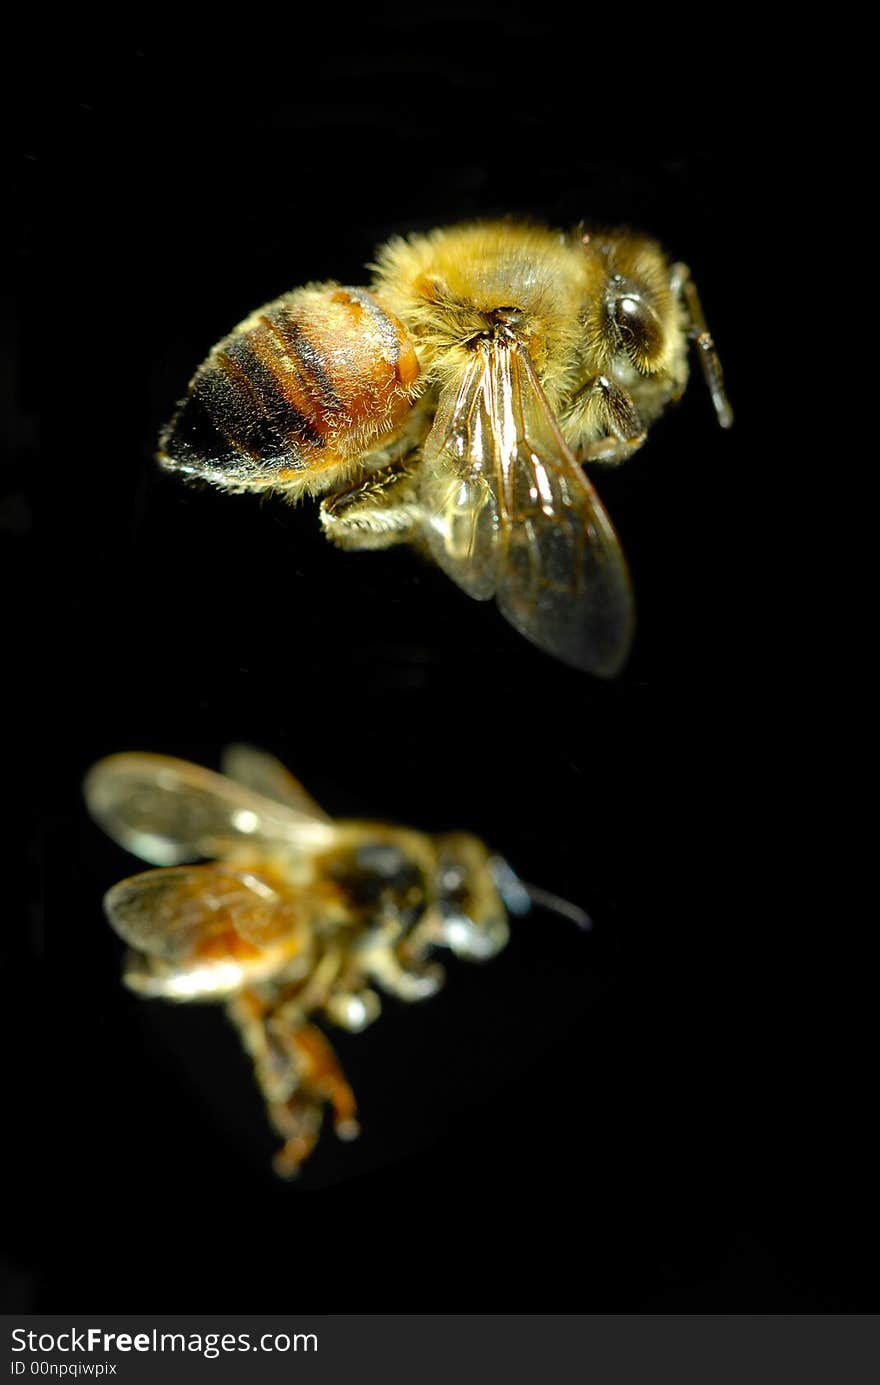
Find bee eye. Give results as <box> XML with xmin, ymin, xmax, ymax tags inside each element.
<box><xmin>608</xmin><ymin>291</ymin><xmax>664</xmax><ymax>370</ymax></box>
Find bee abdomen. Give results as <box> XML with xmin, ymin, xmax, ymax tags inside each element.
<box><xmin>158</xmin><ymin>284</ymin><xmax>420</xmax><ymax>492</ymax></box>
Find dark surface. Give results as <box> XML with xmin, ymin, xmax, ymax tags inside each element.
<box><xmin>14</xmin><ymin>15</ymin><xmax>867</xmax><ymax>1313</ymax></box>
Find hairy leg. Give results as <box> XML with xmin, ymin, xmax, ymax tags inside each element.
<box><xmin>562</xmin><ymin>374</ymin><xmax>647</xmax><ymax>466</ymax></box>
<box><xmin>319</xmin><ymin>460</ymin><xmax>423</xmax><ymax>550</ymax></box>
<box><xmin>227</xmin><ymin>989</ymin><xmax>359</xmax><ymax>1178</ymax></box>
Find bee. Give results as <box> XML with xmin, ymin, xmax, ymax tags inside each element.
<box><xmin>159</xmin><ymin>220</ymin><xmax>732</xmax><ymax>677</ymax></box>
<box><xmin>84</xmin><ymin>745</ymin><xmax>590</xmax><ymax>1177</ymax></box>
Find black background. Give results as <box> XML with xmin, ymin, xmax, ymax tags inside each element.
<box><xmin>12</xmin><ymin>10</ymin><xmax>867</xmax><ymax>1314</ymax></box>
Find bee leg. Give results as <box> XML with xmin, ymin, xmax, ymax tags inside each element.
<box><xmin>319</xmin><ymin>462</ymin><xmax>422</xmax><ymax>551</ymax></box>
<box><xmin>269</xmin><ymin>1023</ymin><xmax>360</xmax><ymax>1177</ymax></box>
<box><xmin>323</xmin><ymin>985</ymin><xmax>382</xmax><ymax>1032</ymax></box>
<box><xmin>578</xmin><ymin>433</ymin><xmax>645</xmax><ymax>464</ymax></box>
<box><xmin>281</xmin><ymin>950</ymin><xmax>383</xmax><ymax>1035</ymax></box>
<box><xmin>227</xmin><ymin>992</ymin><xmax>359</xmax><ymax>1177</ymax></box>
<box><xmin>267</xmin><ymin>1094</ymin><xmax>324</xmax><ymax>1178</ymax></box>
<box><xmin>363</xmin><ymin>947</ymin><xmax>445</xmax><ymax>1002</ymax></box>
<box><xmin>670</xmin><ymin>262</ymin><xmax>733</xmax><ymax>429</ymax></box>
<box><xmin>568</xmin><ymin>376</ymin><xmax>647</xmax><ymax>465</ymax></box>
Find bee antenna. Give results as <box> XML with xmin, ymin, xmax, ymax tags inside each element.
<box><xmin>521</xmin><ymin>882</ymin><xmax>593</xmax><ymax>932</ymax></box>
<box><xmin>489</xmin><ymin>855</ymin><xmax>592</xmax><ymax>931</ymax></box>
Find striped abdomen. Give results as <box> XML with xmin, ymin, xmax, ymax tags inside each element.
<box><xmin>158</xmin><ymin>284</ymin><xmax>420</xmax><ymax>495</ymax></box>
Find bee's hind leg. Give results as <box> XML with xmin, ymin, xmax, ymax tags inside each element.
<box><xmin>269</xmin><ymin>1023</ymin><xmax>360</xmax><ymax>1178</ymax></box>
<box><xmin>227</xmin><ymin>991</ymin><xmax>359</xmax><ymax>1178</ymax></box>
<box><xmin>319</xmin><ymin>460</ymin><xmax>422</xmax><ymax>551</ymax></box>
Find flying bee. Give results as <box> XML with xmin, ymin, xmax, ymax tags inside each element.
<box><xmin>159</xmin><ymin>220</ymin><xmax>732</xmax><ymax>677</ymax></box>
<box><xmin>84</xmin><ymin>745</ymin><xmax>590</xmax><ymax>1177</ymax></box>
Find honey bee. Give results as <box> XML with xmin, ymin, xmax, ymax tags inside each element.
<box><xmin>84</xmin><ymin>745</ymin><xmax>590</xmax><ymax>1177</ymax></box>
<box><xmin>159</xmin><ymin>220</ymin><xmax>732</xmax><ymax>677</ymax></box>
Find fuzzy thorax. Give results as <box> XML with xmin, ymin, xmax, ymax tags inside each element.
<box><xmin>370</xmin><ymin>221</ymin><xmax>602</xmax><ymax>411</ymax></box>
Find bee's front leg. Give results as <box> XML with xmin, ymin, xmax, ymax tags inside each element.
<box><xmin>563</xmin><ymin>376</ymin><xmax>647</xmax><ymax>466</ymax></box>
<box><xmin>362</xmin><ymin>946</ymin><xmax>445</xmax><ymax>1002</ymax></box>
<box><xmin>670</xmin><ymin>262</ymin><xmax>734</xmax><ymax>430</ymax></box>
<box><xmin>227</xmin><ymin>990</ymin><xmax>359</xmax><ymax>1178</ymax></box>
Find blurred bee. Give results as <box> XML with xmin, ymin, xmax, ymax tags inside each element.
<box><xmin>84</xmin><ymin>745</ymin><xmax>590</xmax><ymax>1177</ymax></box>
<box><xmin>159</xmin><ymin>220</ymin><xmax>732</xmax><ymax>677</ymax></box>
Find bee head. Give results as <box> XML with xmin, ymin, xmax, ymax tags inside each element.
<box><xmin>431</xmin><ymin>840</ymin><xmax>593</xmax><ymax>957</ymax></box>
<box><xmin>429</xmin><ymin>833</ymin><xmax>512</xmax><ymax>961</ymax></box>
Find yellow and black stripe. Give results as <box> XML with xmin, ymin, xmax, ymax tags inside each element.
<box><xmin>158</xmin><ymin>284</ymin><xmax>419</xmax><ymax>488</ymax></box>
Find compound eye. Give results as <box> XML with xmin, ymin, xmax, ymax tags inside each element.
<box><xmin>610</xmin><ymin>292</ymin><xmax>664</xmax><ymax>371</ymax></box>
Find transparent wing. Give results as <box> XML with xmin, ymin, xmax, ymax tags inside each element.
<box><xmin>419</xmin><ymin>339</ymin><xmax>634</xmax><ymax>676</ymax></box>
<box><xmin>104</xmin><ymin>863</ymin><xmax>312</xmax><ymax>999</ymax></box>
<box><xmin>418</xmin><ymin>350</ymin><xmax>502</xmax><ymax>599</ymax></box>
<box><xmin>220</xmin><ymin>744</ymin><xmax>332</xmax><ymax>822</ymax></box>
<box><xmin>83</xmin><ymin>752</ymin><xmax>337</xmax><ymax>866</ymax></box>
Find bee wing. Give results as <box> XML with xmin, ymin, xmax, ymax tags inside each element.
<box><xmin>220</xmin><ymin>744</ymin><xmax>332</xmax><ymax>822</ymax></box>
<box><xmin>419</xmin><ymin>349</ymin><xmax>503</xmax><ymax>600</ymax></box>
<box><xmin>84</xmin><ymin>752</ymin><xmax>337</xmax><ymax>867</ymax></box>
<box><xmin>104</xmin><ymin>863</ymin><xmax>311</xmax><ymax>999</ymax></box>
<box><xmin>419</xmin><ymin>341</ymin><xmax>634</xmax><ymax>676</ymax></box>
